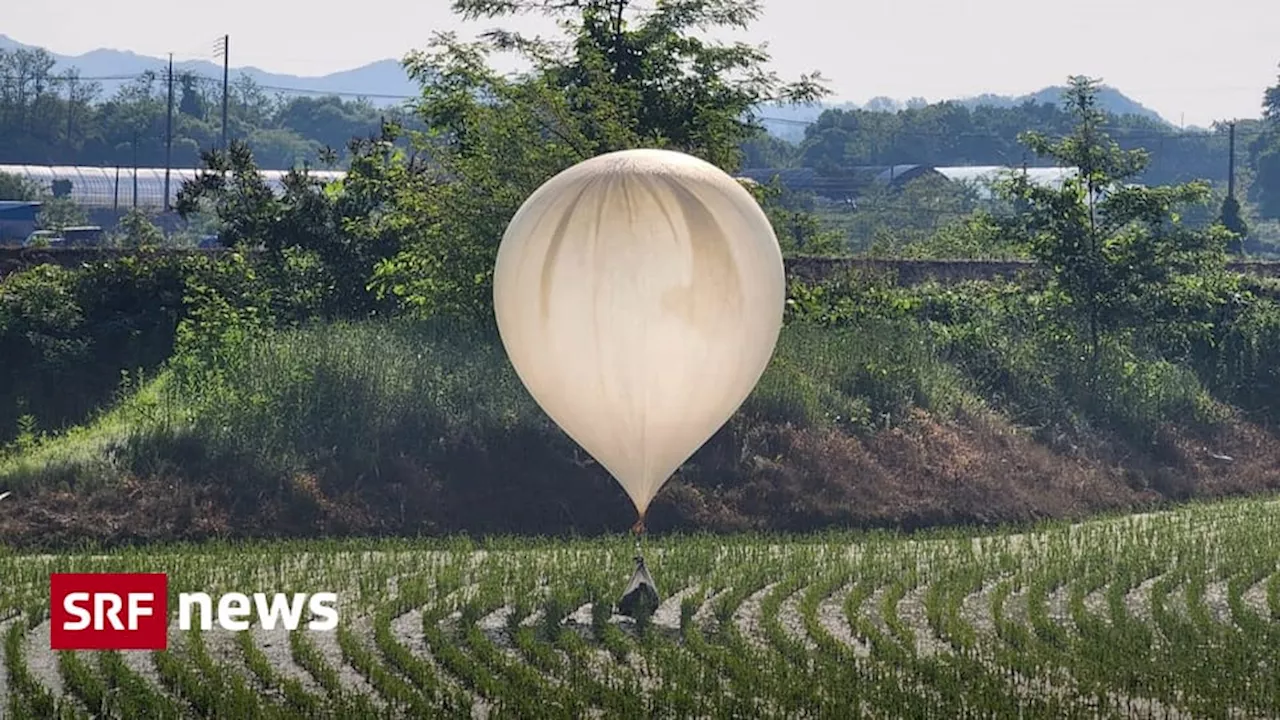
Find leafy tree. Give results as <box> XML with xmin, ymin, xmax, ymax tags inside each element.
<box><xmin>741</xmin><ymin>130</ymin><xmax>798</xmax><ymax>168</ymax></box>
<box><xmin>743</xmin><ymin>180</ymin><xmax>846</xmax><ymax>255</ymax></box>
<box><xmin>1265</xmin><ymin>64</ymin><xmax>1280</xmax><ymax>124</ymax></box>
<box><xmin>274</xmin><ymin>96</ymin><xmax>382</xmax><ymax>155</ymax></box>
<box><xmin>176</xmin><ymin>141</ymin><xmax>282</xmax><ymax>250</ymax></box>
<box><xmin>178</xmin><ymin>72</ymin><xmax>206</xmax><ymax>118</ymax></box>
<box><xmin>1249</xmin><ymin>68</ymin><xmax>1280</xmax><ymax>219</ymax></box>
<box><xmin>371</xmin><ymin>0</ymin><xmax>827</xmax><ymax>321</ymax></box>
<box><xmin>793</xmin><ymin>97</ymin><xmax>1225</xmax><ymax>187</ymax></box>
<box><xmin>1004</xmin><ymin>76</ymin><xmax>1234</xmax><ymax>364</ymax></box>
<box><xmin>113</xmin><ymin>207</ymin><xmax>164</xmax><ymax>247</ymax></box>
<box><xmin>1220</xmin><ymin>194</ymin><xmax>1248</xmax><ymax>250</ymax></box>
<box><xmin>36</xmin><ymin>197</ymin><xmax>88</xmax><ymax>233</ymax></box>
<box><xmin>177</xmin><ymin>137</ymin><xmax>403</xmax><ymax>318</ymax></box>
<box><xmin>0</xmin><ymin>172</ymin><xmax>40</xmax><ymax>201</ymax></box>
<box><xmin>1255</xmin><ymin>150</ymin><xmax>1280</xmax><ymax>220</ymax></box>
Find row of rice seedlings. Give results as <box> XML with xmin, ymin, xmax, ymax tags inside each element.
<box><xmin>369</xmin><ymin>571</ymin><xmax>471</xmax><ymax>716</ymax></box>
<box><xmin>614</xmin><ymin>551</ymin><xmax>732</xmax><ymax>715</ymax></box>
<box><xmin>336</xmin><ymin>619</ymin><xmax>433</xmax><ymax>716</ymax></box>
<box><xmin>525</xmin><ymin>565</ymin><xmax>662</xmax><ymax>718</ymax></box>
<box><xmin>96</xmin><ymin>650</ymin><xmax>185</xmax><ymax>719</ymax></box>
<box><xmin>157</xmin><ymin>623</ymin><xmax>296</xmax><ymax>719</ymax></box>
<box><xmin>1003</xmin><ymin>511</ymin><xmax>1263</xmax><ymax>717</ymax></box>
<box><xmin>57</xmin><ymin>650</ymin><xmax>113</xmax><ymax>716</ymax></box>
<box><xmin>840</xmin><ymin>558</ymin><xmax>952</xmax><ymax>717</ymax></box>
<box><xmin>235</xmin><ymin>625</ymin><xmax>331</xmax><ymax>717</ymax></box>
<box><xmin>569</xmin><ymin>550</ymin><xmax>713</xmax><ymax>718</ymax></box>
<box><xmin>4</xmin><ymin>614</ymin><xmax>83</xmax><ymax>719</ymax></box>
<box><xmin>5</xmin><ymin>495</ymin><xmax>1280</xmax><ymax>715</ymax></box>
<box><xmin>1223</xmin><ymin>543</ymin><xmax>1280</xmax><ymax>708</ymax></box>
<box><xmin>417</xmin><ymin>556</ymin><xmax>583</xmax><ymax>717</ymax></box>
<box><xmin>877</xmin><ymin>547</ymin><xmax>1070</xmax><ymax>719</ymax></box>
<box><xmin>1003</xmin><ymin>524</ymin><xmax>1176</xmax><ymax>715</ymax></box>
<box><xmin>551</xmin><ymin>594</ymin><xmax>649</xmax><ymax>716</ymax></box>
<box><xmin>688</xmin><ymin>557</ymin><xmax>784</xmax><ymax>716</ymax></box>
<box><xmin>751</xmin><ymin>571</ymin><xmax>818</xmax><ymax>716</ymax></box>
<box><xmin>450</xmin><ymin>559</ymin><xmax>588</xmax><ymax>718</ymax></box>
<box><xmin>1174</xmin><ymin>537</ymin><xmax>1274</xmax><ymax>715</ymax></box>
<box><xmin>1108</xmin><ymin>526</ymin><xmax>1251</xmax><ymax>716</ymax></box>
<box><xmin>287</xmin><ymin>626</ymin><xmax>382</xmax><ymax>715</ymax></box>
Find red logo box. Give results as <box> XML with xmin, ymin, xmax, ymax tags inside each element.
<box><xmin>50</xmin><ymin>573</ymin><xmax>168</xmax><ymax>650</ymax></box>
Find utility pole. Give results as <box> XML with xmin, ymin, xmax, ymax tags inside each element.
<box><xmin>132</xmin><ymin>130</ymin><xmax>139</xmax><ymax>209</ymax></box>
<box><xmin>215</xmin><ymin>35</ymin><xmax>230</xmax><ymax>151</ymax></box>
<box><xmin>1228</xmin><ymin>121</ymin><xmax>1237</xmax><ymax>200</ymax></box>
<box><xmin>164</xmin><ymin>54</ymin><xmax>174</xmax><ymax>211</ymax></box>
<box><xmin>65</xmin><ymin>74</ymin><xmax>76</xmax><ymax>158</ymax></box>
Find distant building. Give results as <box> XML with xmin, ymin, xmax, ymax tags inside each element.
<box><xmin>737</xmin><ymin>164</ymin><xmax>1077</xmax><ymax>202</ymax></box>
<box><xmin>933</xmin><ymin>166</ymin><xmax>1077</xmax><ymax>199</ymax></box>
<box><xmin>0</xmin><ymin>165</ymin><xmax>346</xmax><ymax>210</ymax></box>
<box><xmin>736</xmin><ymin>165</ymin><xmax>934</xmax><ymax>202</ymax></box>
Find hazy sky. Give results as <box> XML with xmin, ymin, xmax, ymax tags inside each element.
<box><xmin>6</xmin><ymin>0</ymin><xmax>1278</xmax><ymax>127</ymax></box>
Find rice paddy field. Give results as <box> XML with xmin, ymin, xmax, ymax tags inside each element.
<box><xmin>3</xmin><ymin>496</ymin><xmax>1280</xmax><ymax>719</ymax></box>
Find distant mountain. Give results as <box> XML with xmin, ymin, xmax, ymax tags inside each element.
<box><xmin>758</xmin><ymin>86</ymin><xmax>1171</xmax><ymax>142</ymax></box>
<box><xmin>957</xmin><ymin>86</ymin><xmax>1168</xmax><ymax>124</ymax></box>
<box><xmin>1</xmin><ymin>34</ymin><xmax>1170</xmax><ymax>128</ymax></box>
<box><xmin>0</xmin><ymin>34</ymin><xmax>419</xmax><ymax>105</ymax></box>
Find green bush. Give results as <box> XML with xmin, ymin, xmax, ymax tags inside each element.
<box><xmin>0</xmin><ymin>259</ymin><xmax>183</xmax><ymax>444</ymax></box>
<box><xmin>0</xmin><ymin>250</ymin><xmax>351</xmax><ymax>446</ymax></box>
<box><xmin>940</xmin><ymin>282</ymin><xmax>1222</xmax><ymax>443</ymax></box>
<box><xmin>1208</xmin><ymin>296</ymin><xmax>1280</xmax><ymax>423</ymax></box>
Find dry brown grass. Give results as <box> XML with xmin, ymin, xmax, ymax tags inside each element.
<box><xmin>4</xmin><ymin>409</ymin><xmax>1280</xmax><ymax>548</ymax></box>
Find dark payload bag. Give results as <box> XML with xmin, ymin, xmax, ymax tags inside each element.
<box><xmin>617</xmin><ymin>554</ymin><xmax>660</xmax><ymax>618</ymax></box>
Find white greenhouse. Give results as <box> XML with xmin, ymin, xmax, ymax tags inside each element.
<box><xmin>934</xmin><ymin>165</ymin><xmax>1077</xmax><ymax>199</ymax></box>
<box><xmin>0</xmin><ymin>165</ymin><xmax>347</xmax><ymax>210</ymax></box>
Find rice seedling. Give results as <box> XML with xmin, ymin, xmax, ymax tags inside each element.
<box><xmin>2</xmin><ymin>496</ymin><xmax>1279</xmax><ymax>717</ymax></box>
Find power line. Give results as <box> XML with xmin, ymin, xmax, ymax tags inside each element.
<box><xmin>0</xmin><ymin>69</ymin><xmax>1267</xmax><ymax>156</ymax></box>
<box><xmin>2</xmin><ymin>70</ymin><xmax>1267</xmax><ymax>131</ymax></box>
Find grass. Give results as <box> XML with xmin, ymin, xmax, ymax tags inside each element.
<box><xmin>0</xmin><ymin>315</ymin><xmax>980</xmax><ymax>493</ymax></box>
<box><xmin>1</xmin><ymin>293</ymin><xmax>1271</xmax><ymax>546</ymax></box>
<box><xmin>3</xmin><ymin>495</ymin><xmax>1280</xmax><ymax>717</ymax></box>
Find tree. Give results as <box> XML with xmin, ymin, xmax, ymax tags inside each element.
<box><xmin>274</xmin><ymin>96</ymin><xmax>382</xmax><ymax>157</ymax></box>
<box><xmin>178</xmin><ymin>73</ymin><xmax>206</xmax><ymax>118</ymax></box>
<box><xmin>1004</xmin><ymin>76</ymin><xmax>1234</xmax><ymax>365</ymax></box>
<box><xmin>113</xmin><ymin>208</ymin><xmax>164</xmax><ymax>247</ymax></box>
<box><xmin>0</xmin><ymin>172</ymin><xmax>40</xmax><ymax>201</ymax></box>
<box><xmin>1256</xmin><ymin>150</ymin><xmax>1280</xmax><ymax>219</ymax></box>
<box><xmin>177</xmin><ymin>137</ymin><xmax>403</xmax><ymax>318</ymax></box>
<box><xmin>1264</xmin><ymin>64</ymin><xmax>1280</xmax><ymax>124</ymax></box>
<box><xmin>35</xmin><ymin>197</ymin><xmax>87</xmax><ymax>233</ymax></box>
<box><xmin>1220</xmin><ymin>194</ymin><xmax>1248</xmax><ymax>251</ymax></box>
<box><xmin>370</xmin><ymin>0</ymin><xmax>827</xmax><ymax>321</ymax></box>
<box><xmin>1252</xmin><ymin>68</ymin><xmax>1280</xmax><ymax>219</ymax></box>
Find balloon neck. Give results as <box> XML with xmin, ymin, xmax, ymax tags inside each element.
<box><xmin>631</xmin><ymin>515</ymin><xmax>646</xmax><ymax>557</ymax></box>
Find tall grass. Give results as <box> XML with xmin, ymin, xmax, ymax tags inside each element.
<box><xmin>0</xmin><ymin>275</ymin><xmax>1245</xmax><ymax>496</ymax></box>
<box><xmin>745</xmin><ymin>318</ymin><xmax>975</xmax><ymax>431</ymax></box>
<box><xmin>0</xmin><ymin>314</ymin><xmax>977</xmax><ymax>493</ymax></box>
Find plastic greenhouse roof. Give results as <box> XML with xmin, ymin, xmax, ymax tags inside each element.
<box><xmin>0</xmin><ymin>165</ymin><xmax>346</xmax><ymax>209</ymax></box>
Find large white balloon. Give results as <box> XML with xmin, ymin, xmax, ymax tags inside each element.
<box><xmin>493</xmin><ymin>148</ymin><xmax>785</xmax><ymax>517</ymax></box>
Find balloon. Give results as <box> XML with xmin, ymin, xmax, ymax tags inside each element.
<box><xmin>493</xmin><ymin>148</ymin><xmax>786</xmax><ymax>518</ymax></box>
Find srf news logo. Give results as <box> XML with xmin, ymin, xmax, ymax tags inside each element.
<box><xmin>49</xmin><ymin>573</ymin><xmax>339</xmax><ymax>651</ymax></box>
